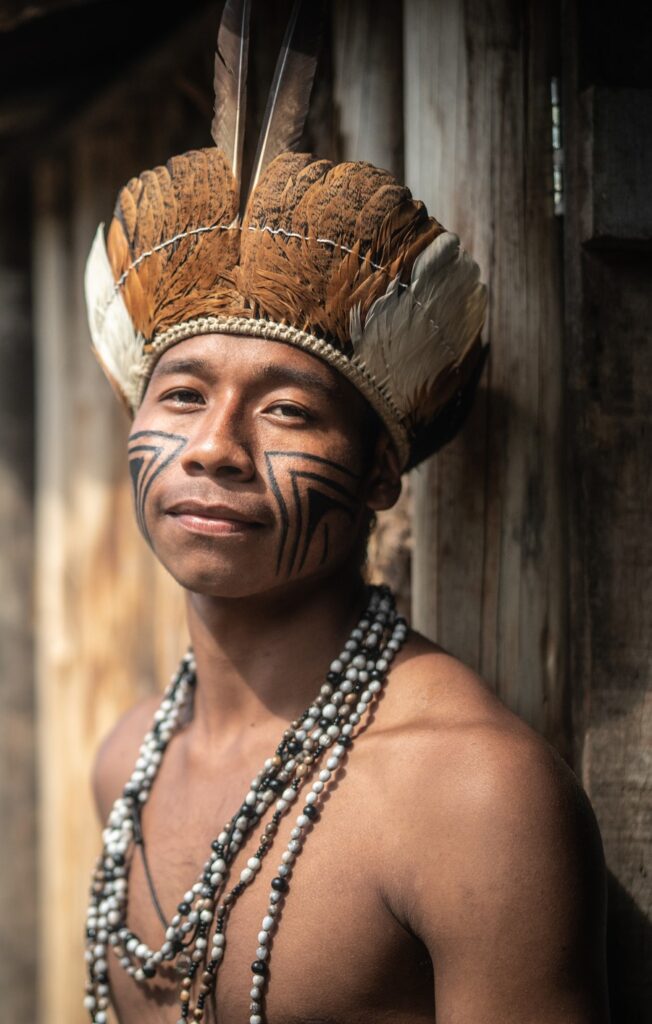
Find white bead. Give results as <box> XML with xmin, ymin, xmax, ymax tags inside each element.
<box><xmin>322</xmin><ymin>703</ymin><xmax>337</xmax><ymax>720</ymax></box>
<box><xmin>330</xmin><ymin>659</ymin><xmax>343</xmax><ymax>673</ymax></box>
<box><xmin>213</xmin><ymin>858</ymin><xmax>226</xmax><ymax>873</ymax></box>
<box><xmin>256</xmin><ymin>946</ymin><xmax>268</xmax><ymax>959</ymax></box>
<box><xmin>258</xmin><ymin>931</ymin><xmax>268</xmax><ymax>944</ymax></box>
<box><xmin>327</xmin><ymin>725</ymin><xmax>340</xmax><ymax>737</ymax></box>
<box><xmin>240</xmin><ymin>867</ymin><xmax>254</xmax><ymax>883</ymax></box>
<box><xmin>296</xmin><ymin>814</ymin><xmax>309</xmax><ymax>827</ymax></box>
<box><xmin>262</xmin><ymin>916</ymin><xmax>274</xmax><ymax>930</ymax></box>
<box><xmin>247</xmin><ymin>856</ymin><xmax>261</xmax><ymax>870</ymax></box>
<box><xmin>200</xmin><ymin>910</ymin><xmax>213</xmax><ymax>923</ymax></box>
<box><xmin>305</xmin><ymin>791</ymin><xmax>318</xmax><ymax>804</ymax></box>
<box><xmin>319</xmin><ymin>734</ymin><xmax>331</xmax><ymax>746</ymax></box>
<box><xmin>312</xmin><ymin>780</ymin><xmax>324</xmax><ymax>793</ymax></box>
<box><xmin>214</xmin><ymin>933</ymin><xmax>225</xmax><ymax>946</ymax></box>
<box><xmin>282</xmin><ymin>788</ymin><xmax>296</xmax><ymax>802</ymax></box>
<box><xmin>250</xmin><ymin>987</ymin><xmax>262</xmax><ymax>1000</ymax></box>
<box><xmin>275</xmin><ymin>798</ymin><xmax>288</xmax><ymax>812</ymax></box>
<box><xmin>84</xmin><ymin>996</ymin><xmax>96</xmax><ymax>1010</ymax></box>
<box><xmin>251</xmin><ymin>1016</ymin><xmax>262</xmax><ymax>1024</ymax></box>
<box><xmin>319</xmin><ymin>769</ymin><xmax>331</xmax><ymax>782</ymax></box>
<box><xmin>326</xmin><ymin>756</ymin><xmax>339</xmax><ymax>770</ymax></box>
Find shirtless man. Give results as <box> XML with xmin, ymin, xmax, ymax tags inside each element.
<box><xmin>84</xmin><ymin>4</ymin><xmax>609</xmax><ymax>1019</ymax></box>
<box><xmin>90</xmin><ymin>333</ymin><xmax>609</xmax><ymax>1023</ymax></box>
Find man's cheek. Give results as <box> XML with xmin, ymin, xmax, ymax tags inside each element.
<box><xmin>264</xmin><ymin>450</ymin><xmax>362</xmax><ymax>578</ymax></box>
<box><xmin>127</xmin><ymin>429</ymin><xmax>188</xmax><ymax>545</ymax></box>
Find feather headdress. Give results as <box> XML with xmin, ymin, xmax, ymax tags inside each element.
<box><xmin>85</xmin><ymin>0</ymin><xmax>488</xmax><ymax>469</ymax></box>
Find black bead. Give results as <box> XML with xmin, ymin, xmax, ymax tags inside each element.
<box><xmin>178</xmin><ymin>902</ymin><xmax>191</xmax><ymax>915</ymax></box>
<box><xmin>268</xmin><ymin>779</ymin><xmax>282</xmax><ymax>793</ymax></box>
<box><xmin>251</xmin><ymin>960</ymin><xmax>268</xmax><ymax>976</ymax></box>
<box><xmin>240</xmin><ymin>803</ymin><xmax>255</xmax><ymax>818</ymax></box>
<box><xmin>303</xmin><ymin>804</ymin><xmax>318</xmax><ymax>820</ymax></box>
<box><xmin>201</xmin><ymin>884</ymin><xmax>213</xmax><ymax>897</ymax></box>
<box><xmin>271</xmin><ymin>876</ymin><xmax>288</xmax><ymax>893</ymax></box>
<box><xmin>211</xmin><ymin>840</ymin><xmax>222</xmax><ymax>852</ymax></box>
<box><xmin>142</xmin><ymin>965</ymin><xmax>156</xmax><ymax>978</ymax></box>
<box><xmin>327</xmin><ymin>671</ymin><xmax>339</xmax><ymax>682</ymax></box>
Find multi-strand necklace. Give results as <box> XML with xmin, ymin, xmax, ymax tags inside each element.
<box><xmin>84</xmin><ymin>584</ymin><xmax>406</xmax><ymax>1024</ymax></box>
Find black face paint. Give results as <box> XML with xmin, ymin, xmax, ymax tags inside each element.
<box><xmin>128</xmin><ymin>430</ymin><xmax>188</xmax><ymax>544</ymax></box>
<box><xmin>264</xmin><ymin>451</ymin><xmax>361</xmax><ymax>577</ymax></box>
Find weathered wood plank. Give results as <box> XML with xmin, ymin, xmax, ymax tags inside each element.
<box><xmin>332</xmin><ymin>0</ymin><xmax>411</xmax><ymax>614</ymax></box>
<box><xmin>404</xmin><ymin>0</ymin><xmax>568</xmax><ymax>751</ymax></box>
<box><xmin>0</xmin><ymin>168</ymin><xmax>37</xmax><ymax>1022</ymax></box>
<box><xmin>563</xmin><ymin>10</ymin><xmax>652</xmax><ymax>1008</ymax></box>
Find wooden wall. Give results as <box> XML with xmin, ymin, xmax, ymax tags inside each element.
<box><xmin>563</xmin><ymin>3</ymin><xmax>652</xmax><ymax>1018</ymax></box>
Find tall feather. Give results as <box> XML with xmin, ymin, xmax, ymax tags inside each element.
<box><xmin>211</xmin><ymin>0</ymin><xmax>251</xmax><ymax>188</ymax></box>
<box><xmin>84</xmin><ymin>223</ymin><xmax>144</xmax><ymax>413</ymax></box>
<box><xmin>246</xmin><ymin>0</ymin><xmax>327</xmax><ymax>201</ymax></box>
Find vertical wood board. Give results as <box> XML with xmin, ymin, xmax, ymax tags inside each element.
<box><xmin>404</xmin><ymin>0</ymin><xmax>568</xmax><ymax>749</ymax></box>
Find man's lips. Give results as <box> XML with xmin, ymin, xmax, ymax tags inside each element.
<box><xmin>165</xmin><ymin>500</ymin><xmax>268</xmax><ymax>535</ymax></box>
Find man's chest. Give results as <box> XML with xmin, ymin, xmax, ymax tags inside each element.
<box><xmin>105</xmin><ymin>763</ymin><xmax>434</xmax><ymax>1024</ymax></box>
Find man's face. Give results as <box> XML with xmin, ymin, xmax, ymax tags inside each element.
<box><xmin>128</xmin><ymin>333</ymin><xmax>397</xmax><ymax>598</ymax></box>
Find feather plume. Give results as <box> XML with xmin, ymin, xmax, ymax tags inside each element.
<box><xmin>350</xmin><ymin>231</ymin><xmax>488</xmax><ymax>427</ymax></box>
<box><xmin>106</xmin><ymin>148</ymin><xmax>246</xmax><ymax>341</ymax></box>
<box><xmin>246</xmin><ymin>0</ymin><xmax>327</xmax><ymax>200</ymax></box>
<box><xmin>211</xmin><ymin>0</ymin><xmax>251</xmax><ymax>186</ymax></box>
<box><xmin>84</xmin><ymin>223</ymin><xmax>144</xmax><ymax>412</ymax></box>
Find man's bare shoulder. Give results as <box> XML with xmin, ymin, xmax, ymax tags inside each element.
<box><xmin>91</xmin><ymin>694</ymin><xmax>161</xmax><ymax>824</ymax></box>
<box><xmin>371</xmin><ymin>632</ymin><xmax>607</xmax><ymax>982</ymax></box>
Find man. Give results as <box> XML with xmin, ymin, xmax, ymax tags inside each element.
<box><xmin>84</xmin><ymin>4</ymin><xmax>609</xmax><ymax>1022</ymax></box>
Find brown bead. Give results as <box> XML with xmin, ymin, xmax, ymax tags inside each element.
<box><xmin>265</xmin><ymin>822</ymin><xmax>277</xmax><ymax>836</ymax></box>
<box><xmin>345</xmin><ymin>693</ymin><xmax>357</xmax><ymax>705</ymax></box>
<box><xmin>272</xmin><ymin>754</ymin><xmax>282</xmax><ymax>767</ymax></box>
<box><xmin>201</xmin><ymin>972</ymin><xmax>212</xmax><ymax>986</ymax></box>
<box><xmin>304</xmin><ymin>754</ymin><xmax>315</xmax><ymax>764</ymax></box>
<box><xmin>193</xmin><ymin>1009</ymin><xmax>203</xmax><ymax>1021</ymax></box>
<box><xmin>180</xmin><ymin>991</ymin><xmax>190</xmax><ymax>1004</ymax></box>
<box><xmin>296</xmin><ymin>763</ymin><xmax>308</xmax><ymax>777</ymax></box>
<box><xmin>260</xmin><ymin>834</ymin><xmax>269</xmax><ymax>846</ymax></box>
<box><xmin>223</xmin><ymin>893</ymin><xmax>234</xmax><ymax>907</ymax></box>
<box><xmin>181</xmin><ymin>978</ymin><xmax>192</xmax><ymax>990</ymax></box>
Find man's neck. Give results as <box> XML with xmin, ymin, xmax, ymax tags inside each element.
<box><xmin>184</xmin><ymin>567</ymin><xmax>368</xmax><ymax>750</ymax></box>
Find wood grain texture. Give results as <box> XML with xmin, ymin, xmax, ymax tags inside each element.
<box><xmin>404</xmin><ymin>0</ymin><xmax>569</xmax><ymax>750</ymax></box>
<box><xmin>0</xmin><ymin>169</ymin><xmax>37</xmax><ymax>1022</ymax></box>
<box><xmin>563</xmin><ymin>5</ymin><xmax>652</xmax><ymax>1009</ymax></box>
<box><xmin>332</xmin><ymin>0</ymin><xmax>412</xmax><ymax>617</ymax></box>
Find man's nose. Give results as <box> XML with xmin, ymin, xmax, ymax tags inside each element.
<box><xmin>180</xmin><ymin>395</ymin><xmax>255</xmax><ymax>479</ymax></box>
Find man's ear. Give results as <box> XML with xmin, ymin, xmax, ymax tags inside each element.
<box><xmin>364</xmin><ymin>432</ymin><xmax>402</xmax><ymax>511</ymax></box>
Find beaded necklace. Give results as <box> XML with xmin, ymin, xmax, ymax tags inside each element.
<box><xmin>84</xmin><ymin>584</ymin><xmax>406</xmax><ymax>1024</ymax></box>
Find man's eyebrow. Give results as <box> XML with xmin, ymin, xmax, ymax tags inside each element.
<box><xmin>256</xmin><ymin>363</ymin><xmax>338</xmax><ymax>400</ymax></box>
<box><xmin>151</xmin><ymin>356</ymin><xmax>216</xmax><ymax>380</ymax></box>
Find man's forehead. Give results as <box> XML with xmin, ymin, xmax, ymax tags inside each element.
<box><xmin>151</xmin><ymin>332</ymin><xmax>347</xmax><ymax>399</ymax></box>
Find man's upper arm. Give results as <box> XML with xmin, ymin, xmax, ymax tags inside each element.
<box><xmin>394</xmin><ymin>726</ymin><xmax>609</xmax><ymax>1024</ymax></box>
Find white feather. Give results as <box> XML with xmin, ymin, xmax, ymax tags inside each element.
<box><xmin>350</xmin><ymin>231</ymin><xmax>487</xmax><ymax>421</ymax></box>
<box><xmin>84</xmin><ymin>223</ymin><xmax>144</xmax><ymax>410</ymax></box>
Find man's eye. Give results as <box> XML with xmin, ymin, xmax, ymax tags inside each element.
<box><xmin>268</xmin><ymin>403</ymin><xmax>310</xmax><ymax>421</ymax></box>
<box><xmin>163</xmin><ymin>388</ymin><xmax>203</xmax><ymax>406</ymax></box>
